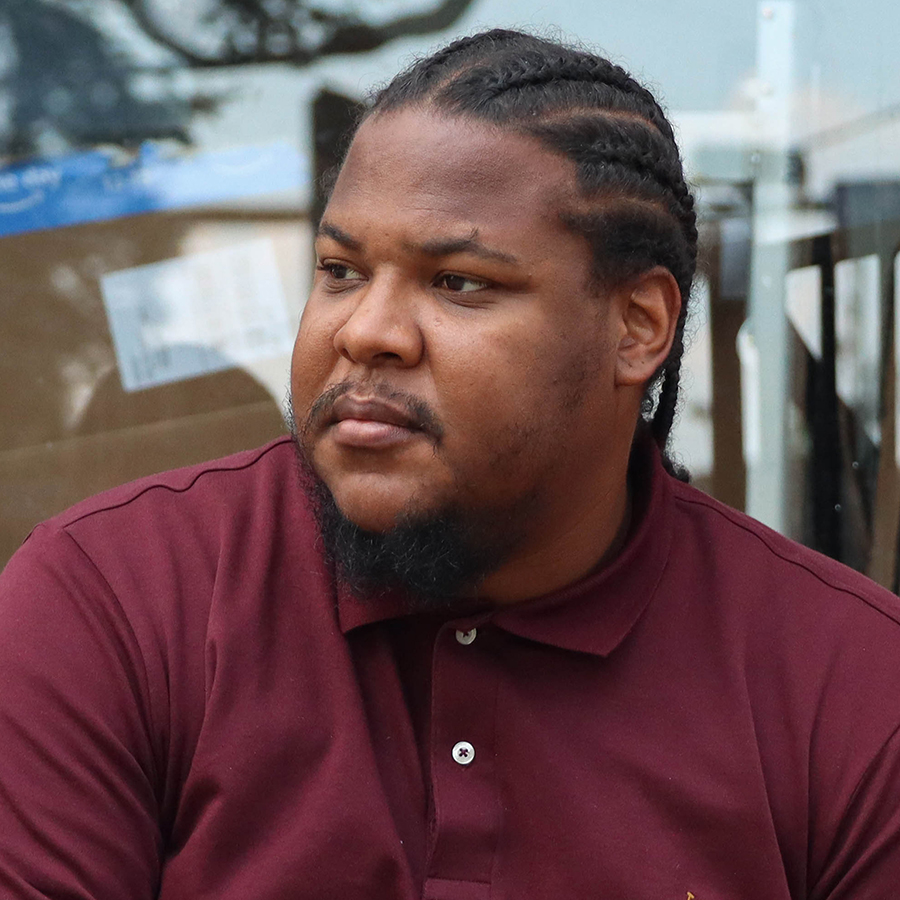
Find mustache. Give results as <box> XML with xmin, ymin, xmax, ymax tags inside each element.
<box><xmin>302</xmin><ymin>381</ymin><xmax>444</xmax><ymax>442</ymax></box>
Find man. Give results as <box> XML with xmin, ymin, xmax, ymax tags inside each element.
<box><xmin>1</xmin><ymin>29</ymin><xmax>899</xmax><ymax>900</ymax></box>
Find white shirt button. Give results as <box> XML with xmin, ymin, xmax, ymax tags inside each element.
<box><xmin>452</xmin><ymin>741</ymin><xmax>475</xmax><ymax>765</ymax></box>
<box><xmin>455</xmin><ymin>628</ymin><xmax>477</xmax><ymax>645</ymax></box>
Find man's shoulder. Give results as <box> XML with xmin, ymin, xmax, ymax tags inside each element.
<box><xmin>16</xmin><ymin>436</ymin><xmax>317</xmax><ymax>598</ymax></box>
<box><xmin>667</xmin><ymin>476</ymin><xmax>900</xmax><ymax>629</ymax></box>
<box><xmin>50</xmin><ymin>437</ymin><xmax>298</xmax><ymax>533</ymax></box>
<box><xmin>5</xmin><ymin>435</ymin><xmax>323</xmax><ymax>640</ymax></box>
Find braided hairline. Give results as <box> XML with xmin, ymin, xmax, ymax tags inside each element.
<box><xmin>525</xmin><ymin>115</ymin><xmax>684</xmax><ymax>198</ymax></box>
<box><xmin>420</xmin><ymin>51</ymin><xmax>694</xmax><ymax>265</ymax></box>
<box><xmin>521</xmin><ymin>109</ymin><xmax>696</xmax><ymax>282</ymax></box>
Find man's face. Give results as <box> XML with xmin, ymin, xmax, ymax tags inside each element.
<box><xmin>291</xmin><ymin>108</ymin><xmax>632</xmax><ymax>599</ymax></box>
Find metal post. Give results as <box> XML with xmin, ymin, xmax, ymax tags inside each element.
<box><xmin>744</xmin><ymin>1</ymin><xmax>796</xmax><ymax>532</ymax></box>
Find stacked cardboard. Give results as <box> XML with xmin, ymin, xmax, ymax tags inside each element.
<box><xmin>0</xmin><ymin>209</ymin><xmax>309</xmax><ymax>566</ymax></box>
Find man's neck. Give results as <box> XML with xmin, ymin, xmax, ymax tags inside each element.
<box><xmin>475</xmin><ymin>467</ymin><xmax>633</xmax><ymax>606</ymax></box>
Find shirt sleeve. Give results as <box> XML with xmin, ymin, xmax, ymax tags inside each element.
<box><xmin>811</xmin><ymin>719</ymin><xmax>900</xmax><ymax>899</ymax></box>
<box><xmin>0</xmin><ymin>525</ymin><xmax>162</xmax><ymax>899</ymax></box>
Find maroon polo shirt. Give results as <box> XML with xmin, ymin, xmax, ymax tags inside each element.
<box><xmin>1</xmin><ymin>437</ymin><xmax>900</xmax><ymax>899</ymax></box>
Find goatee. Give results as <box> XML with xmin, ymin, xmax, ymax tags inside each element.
<box><xmin>287</xmin><ymin>388</ymin><xmax>516</xmax><ymax>610</ymax></box>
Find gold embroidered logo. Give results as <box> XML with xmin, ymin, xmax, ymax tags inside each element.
<box><xmin>687</xmin><ymin>893</ymin><xmax>696</xmax><ymax>900</ymax></box>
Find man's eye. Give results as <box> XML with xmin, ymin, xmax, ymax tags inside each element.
<box><xmin>437</xmin><ymin>273</ymin><xmax>488</xmax><ymax>293</ymax></box>
<box><xmin>320</xmin><ymin>262</ymin><xmax>364</xmax><ymax>281</ymax></box>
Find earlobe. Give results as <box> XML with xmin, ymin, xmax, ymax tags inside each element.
<box><xmin>615</xmin><ymin>267</ymin><xmax>682</xmax><ymax>387</ymax></box>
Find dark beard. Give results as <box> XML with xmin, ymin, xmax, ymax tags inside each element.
<box><xmin>302</xmin><ymin>463</ymin><xmax>501</xmax><ymax>607</ymax></box>
<box><xmin>287</xmin><ymin>393</ymin><xmax>516</xmax><ymax>610</ymax></box>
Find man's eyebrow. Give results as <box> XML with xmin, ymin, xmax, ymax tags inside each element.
<box><xmin>317</xmin><ymin>220</ymin><xmax>362</xmax><ymax>251</ymax></box>
<box><xmin>411</xmin><ymin>231</ymin><xmax>520</xmax><ymax>265</ymax></box>
<box><xmin>317</xmin><ymin>222</ymin><xmax>520</xmax><ymax>265</ymax></box>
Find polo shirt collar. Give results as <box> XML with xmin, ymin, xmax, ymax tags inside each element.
<box><xmin>336</xmin><ymin>437</ymin><xmax>674</xmax><ymax>658</ymax></box>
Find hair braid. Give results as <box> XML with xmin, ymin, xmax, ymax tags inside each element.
<box><xmin>529</xmin><ymin>116</ymin><xmax>683</xmax><ymax>194</ymax></box>
<box><xmin>481</xmin><ymin>54</ymin><xmax>636</xmax><ymax>97</ymax></box>
<box><xmin>471</xmin><ymin>53</ymin><xmax>676</xmax><ymax>142</ymax></box>
<box><xmin>382</xmin><ymin>31</ymin><xmax>495</xmax><ymax>97</ymax></box>
<box><xmin>362</xmin><ymin>30</ymin><xmax>698</xmax><ymax>478</ymax></box>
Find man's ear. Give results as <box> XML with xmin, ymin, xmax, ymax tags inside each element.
<box><xmin>614</xmin><ymin>266</ymin><xmax>682</xmax><ymax>387</ymax></box>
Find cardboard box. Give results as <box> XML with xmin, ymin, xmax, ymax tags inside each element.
<box><xmin>0</xmin><ymin>209</ymin><xmax>310</xmax><ymax>566</ymax></box>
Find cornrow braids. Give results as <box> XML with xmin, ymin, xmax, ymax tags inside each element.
<box><xmin>364</xmin><ymin>29</ymin><xmax>697</xmax><ymax>479</ymax></box>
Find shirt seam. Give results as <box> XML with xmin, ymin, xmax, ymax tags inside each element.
<box><xmin>672</xmin><ymin>490</ymin><xmax>900</xmax><ymax>629</ymax></box>
<box><xmin>58</xmin><ymin>436</ymin><xmax>293</xmax><ymax>529</ymax></box>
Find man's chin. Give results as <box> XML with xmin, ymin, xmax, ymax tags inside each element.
<box><xmin>290</xmin><ymin>446</ymin><xmax>501</xmax><ymax>609</ymax></box>
<box><xmin>324</xmin><ymin>485</ymin><xmax>432</xmax><ymax>536</ymax></box>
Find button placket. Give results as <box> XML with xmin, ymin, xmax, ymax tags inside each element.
<box><xmin>426</xmin><ymin>622</ymin><xmax>500</xmax><ymax>887</ymax></box>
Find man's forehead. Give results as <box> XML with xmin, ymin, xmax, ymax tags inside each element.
<box><xmin>329</xmin><ymin>108</ymin><xmax>577</xmax><ymax>221</ymax></box>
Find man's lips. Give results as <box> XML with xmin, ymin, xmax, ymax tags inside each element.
<box><xmin>301</xmin><ymin>382</ymin><xmax>444</xmax><ymax>451</ymax></box>
<box><xmin>327</xmin><ymin>395</ymin><xmax>427</xmax><ymax>449</ymax></box>
<box><xmin>330</xmin><ymin>396</ymin><xmax>419</xmax><ymax>429</ymax></box>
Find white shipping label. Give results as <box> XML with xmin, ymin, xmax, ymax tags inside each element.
<box><xmin>100</xmin><ymin>238</ymin><xmax>294</xmax><ymax>392</ymax></box>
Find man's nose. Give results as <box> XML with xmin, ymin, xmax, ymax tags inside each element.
<box><xmin>332</xmin><ymin>275</ymin><xmax>424</xmax><ymax>368</ymax></box>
